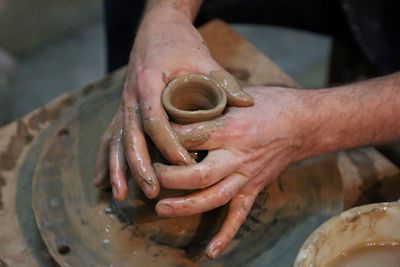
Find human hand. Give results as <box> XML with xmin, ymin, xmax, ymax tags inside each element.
<box><xmin>153</xmin><ymin>86</ymin><xmax>312</xmax><ymax>258</ymax></box>
<box><xmin>93</xmin><ymin>3</ymin><xmax>253</xmax><ymax>201</ymax></box>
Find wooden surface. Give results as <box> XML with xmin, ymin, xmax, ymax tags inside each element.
<box><xmin>0</xmin><ymin>20</ymin><xmax>398</xmax><ymax>267</ymax></box>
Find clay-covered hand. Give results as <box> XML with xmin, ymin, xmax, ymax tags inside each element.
<box><xmin>93</xmin><ymin>4</ymin><xmax>253</xmax><ymax>201</ymax></box>
<box><xmin>154</xmin><ymin>86</ymin><xmax>310</xmax><ymax>258</ymax></box>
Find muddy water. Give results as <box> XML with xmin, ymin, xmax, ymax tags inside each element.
<box><xmin>326</xmin><ymin>243</ymin><xmax>400</xmax><ymax>267</ymax></box>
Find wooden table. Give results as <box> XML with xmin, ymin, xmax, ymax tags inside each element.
<box><xmin>0</xmin><ymin>20</ymin><xmax>398</xmax><ymax>267</ymax></box>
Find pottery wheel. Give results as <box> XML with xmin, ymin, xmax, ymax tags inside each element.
<box><xmin>29</xmin><ymin>72</ymin><xmax>343</xmax><ymax>267</ymax></box>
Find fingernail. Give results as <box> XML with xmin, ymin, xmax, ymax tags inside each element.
<box><xmin>112</xmin><ymin>185</ymin><xmax>120</xmax><ymax>200</ymax></box>
<box><xmin>206</xmin><ymin>246</ymin><xmax>221</xmax><ymax>259</ymax></box>
<box><xmin>143</xmin><ymin>175</ymin><xmax>155</xmax><ymax>185</ymax></box>
<box><xmin>143</xmin><ymin>182</ymin><xmax>156</xmax><ymax>198</ymax></box>
<box><xmin>180</xmin><ymin>151</ymin><xmax>196</xmax><ymax>165</ymax></box>
<box><xmin>238</xmin><ymin>91</ymin><xmax>254</xmax><ymax>102</ymax></box>
<box><xmin>156</xmin><ymin>204</ymin><xmax>173</xmax><ymax>216</ymax></box>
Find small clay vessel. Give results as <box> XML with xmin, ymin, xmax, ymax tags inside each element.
<box><xmin>162</xmin><ymin>74</ymin><xmax>227</xmax><ymax>124</ymax></box>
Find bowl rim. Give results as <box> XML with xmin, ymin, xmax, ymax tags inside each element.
<box><xmin>294</xmin><ymin>201</ymin><xmax>400</xmax><ymax>266</ymax></box>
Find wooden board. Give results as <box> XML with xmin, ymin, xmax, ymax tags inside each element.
<box><xmin>0</xmin><ymin>20</ymin><xmax>398</xmax><ymax>267</ymax></box>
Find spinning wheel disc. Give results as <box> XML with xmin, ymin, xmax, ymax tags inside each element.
<box><xmin>31</xmin><ymin>77</ymin><xmax>343</xmax><ymax>267</ymax></box>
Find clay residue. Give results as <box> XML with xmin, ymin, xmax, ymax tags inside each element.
<box><xmin>0</xmin><ymin>120</ymin><xmax>33</xmax><ymax>171</ymax></box>
<box><xmin>0</xmin><ymin>173</ymin><xmax>5</xmax><ymax>210</ymax></box>
<box><xmin>27</xmin><ymin>107</ymin><xmax>49</xmax><ymax>131</ymax></box>
<box><xmin>97</xmin><ymin>75</ymin><xmax>113</xmax><ymax>90</ymax></box>
<box><xmin>56</xmin><ymin>95</ymin><xmax>77</xmax><ymax>113</ymax></box>
<box><xmin>82</xmin><ymin>84</ymin><xmax>96</xmax><ymax>96</ymax></box>
<box><xmin>333</xmin><ymin>207</ymin><xmax>390</xmax><ymax>242</ymax></box>
<box><xmin>27</xmin><ymin>95</ymin><xmax>77</xmax><ymax>131</ymax></box>
<box><xmin>326</xmin><ymin>243</ymin><xmax>400</xmax><ymax>267</ymax></box>
<box><xmin>0</xmin><ymin>94</ymin><xmax>79</xmax><ymax>171</ymax></box>
<box><xmin>208</xmin><ymin>70</ymin><xmax>254</xmax><ymax>106</ymax></box>
<box><xmin>83</xmin><ymin>76</ymin><xmax>113</xmax><ymax>96</ymax></box>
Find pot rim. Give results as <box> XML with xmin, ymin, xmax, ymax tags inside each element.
<box><xmin>162</xmin><ymin>73</ymin><xmax>227</xmax><ymax>122</ymax></box>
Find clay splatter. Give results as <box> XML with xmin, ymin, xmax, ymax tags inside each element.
<box><xmin>82</xmin><ymin>84</ymin><xmax>96</xmax><ymax>96</ymax></box>
<box><xmin>28</xmin><ymin>94</ymin><xmax>77</xmax><ymax>131</ymax></box>
<box><xmin>27</xmin><ymin>107</ymin><xmax>49</xmax><ymax>131</ymax></box>
<box><xmin>97</xmin><ymin>75</ymin><xmax>113</xmax><ymax>90</ymax></box>
<box><xmin>0</xmin><ymin>94</ymin><xmax>78</xmax><ymax>171</ymax></box>
<box><xmin>0</xmin><ymin>120</ymin><xmax>32</xmax><ymax>171</ymax></box>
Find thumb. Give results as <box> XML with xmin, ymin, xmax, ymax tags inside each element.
<box><xmin>208</xmin><ymin>69</ymin><xmax>254</xmax><ymax>107</ymax></box>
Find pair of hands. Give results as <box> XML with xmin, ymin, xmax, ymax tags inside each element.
<box><xmin>93</xmin><ymin>4</ymin><xmax>308</xmax><ymax>259</ymax></box>
<box><xmin>93</xmin><ymin>3</ymin><xmax>252</xmax><ymax>199</ymax></box>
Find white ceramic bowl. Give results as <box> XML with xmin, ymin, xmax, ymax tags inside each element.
<box><xmin>294</xmin><ymin>201</ymin><xmax>400</xmax><ymax>266</ymax></box>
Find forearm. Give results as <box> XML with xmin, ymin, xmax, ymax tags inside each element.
<box><xmin>303</xmin><ymin>73</ymin><xmax>400</xmax><ymax>157</ymax></box>
<box><xmin>145</xmin><ymin>0</ymin><xmax>203</xmax><ymax>22</ymax></box>
<box><xmin>131</xmin><ymin>0</ymin><xmax>207</xmax><ymax>70</ymax></box>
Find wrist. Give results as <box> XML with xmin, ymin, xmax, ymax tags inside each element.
<box><xmin>145</xmin><ymin>0</ymin><xmax>202</xmax><ymax>22</ymax></box>
<box><xmin>282</xmin><ymin>88</ymin><xmax>345</xmax><ymax>161</ymax></box>
<box><xmin>296</xmin><ymin>80</ymin><xmax>391</xmax><ymax>159</ymax></box>
<box><xmin>261</xmin><ymin>74</ymin><xmax>400</xmax><ymax>164</ymax></box>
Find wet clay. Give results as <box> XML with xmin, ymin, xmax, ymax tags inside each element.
<box><xmin>162</xmin><ymin>73</ymin><xmax>227</xmax><ymax>124</ymax></box>
<box><xmin>161</xmin><ymin>72</ymin><xmax>231</xmax><ymax>164</ymax></box>
<box><xmin>208</xmin><ymin>70</ymin><xmax>254</xmax><ymax>106</ymax></box>
<box><xmin>326</xmin><ymin>243</ymin><xmax>400</xmax><ymax>267</ymax></box>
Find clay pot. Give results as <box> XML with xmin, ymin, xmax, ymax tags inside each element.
<box><xmin>162</xmin><ymin>74</ymin><xmax>227</xmax><ymax>124</ymax></box>
<box><xmin>294</xmin><ymin>201</ymin><xmax>400</xmax><ymax>267</ymax></box>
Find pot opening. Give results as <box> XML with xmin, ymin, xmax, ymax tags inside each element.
<box><xmin>170</xmin><ymin>81</ymin><xmax>221</xmax><ymax>112</ymax></box>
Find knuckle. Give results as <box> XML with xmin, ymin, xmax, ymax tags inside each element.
<box><xmin>180</xmin><ymin>197</ymin><xmax>193</xmax><ymax>211</ymax></box>
<box><xmin>196</xmin><ymin>165</ymin><xmax>213</xmax><ymax>188</ymax></box>
<box><xmin>136</xmin><ymin>68</ymin><xmax>158</xmax><ymax>92</ymax></box>
<box><xmin>217</xmin><ymin>189</ymin><xmax>232</xmax><ymax>205</ymax></box>
<box><xmin>122</xmin><ymin>82</ymin><xmax>135</xmax><ymax>101</ymax></box>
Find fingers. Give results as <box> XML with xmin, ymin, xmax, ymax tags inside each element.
<box><xmin>193</xmin><ymin>59</ymin><xmax>254</xmax><ymax>107</ymax></box>
<box><xmin>155</xmin><ymin>173</ymin><xmax>248</xmax><ymax>217</ymax></box>
<box><xmin>142</xmin><ymin>111</ymin><xmax>194</xmax><ymax>165</ymax></box>
<box><xmin>93</xmin><ymin>126</ymin><xmax>112</xmax><ymax>187</ymax></box>
<box><xmin>205</xmin><ymin>182</ymin><xmax>262</xmax><ymax>259</ymax></box>
<box><xmin>208</xmin><ymin>70</ymin><xmax>254</xmax><ymax>107</ymax></box>
<box><xmin>172</xmin><ymin>119</ymin><xmax>225</xmax><ymax>150</ymax></box>
<box><xmin>123</xmin><ymin>101</ymin><xmax>160</xmax><ymax>199</ymax></box>
<box><xmin>109</xmin><ymin>112</ymin><xmax>128</xmax><ymax>201</ymax></box>
<box><xmin>154</xmin><ymin>149</ymin><xmax>239</xmax><ymax>189</ymax></box>
<box><xmin>138</xmin><ymin>71</ymin><xmax>194</xmax><ymax>165</ymax></box>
